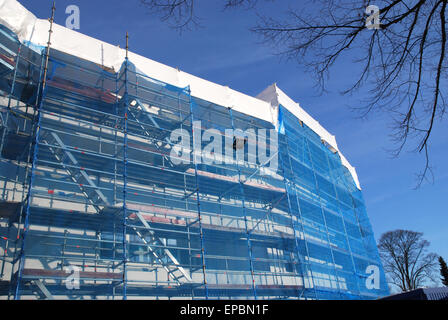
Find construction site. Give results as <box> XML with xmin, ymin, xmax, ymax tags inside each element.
<box><xmin>0</xmin><ymin>0</ymin><xmax>390</xmax><ymax>300</ymax></box>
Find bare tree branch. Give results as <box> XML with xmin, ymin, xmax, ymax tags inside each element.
<box><xmin>141</xmin><ymin>0</ymin><xmax>448</xmax><ymax>186</ymax></box>
<box><xmin>250</xmin><ymin>1</ymin><xmax>448</xmax><ymax>186</ymax></box>
<box><xmin>140</xmin><ymin>0</ymin><xmax>264</xmax><ymax>30</ymax></box>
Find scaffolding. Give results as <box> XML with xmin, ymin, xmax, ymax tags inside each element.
<box><xmin>0</xmin><ymin>8</ymin><xmax>389</xmax><ymax>300</ymax></box>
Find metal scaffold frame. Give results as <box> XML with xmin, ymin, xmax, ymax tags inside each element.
<box><xmin>0</xmin><ymin>4</ymin><xmax>389</xmax><ymax>300</ymax></box>
<box><xmin>13</xmin><ymin>3</ymin><xmax>56</xmax><ymax>299</ymax></box>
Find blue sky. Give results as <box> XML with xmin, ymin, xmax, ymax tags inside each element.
<box><xmin>20</xmin><ymin>0</ymin><xmax>448</xmax><ymax>277</ymax></box>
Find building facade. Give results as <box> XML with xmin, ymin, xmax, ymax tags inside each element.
<box><xmin>0</xmin><ymin>0</ymin><xmax>389</xmax><ymax>299</ymax></box>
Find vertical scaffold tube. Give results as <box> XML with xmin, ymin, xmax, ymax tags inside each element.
<box><xmin>228</xmin><ymin>107</ymin><xmax>257</xmax><ymax>300</ymax></box>
<box><xmin>8</xmin><ymin>47</ymin><xmax>44</xmax><ymax>301</ymax></box>
<box><xmin>122</xmin><ymin>32</ymin><xmax>130</xmax><ymax>300</ymax></box>
<box><xmin>14</xmin><ymin>2</ymin><xmax>56</xmax><ymax>300</ymax></box>
<box><xmin>187</xmin><ymin>87</ymin><xmax>208</xmax><ymax>299</ymax></box>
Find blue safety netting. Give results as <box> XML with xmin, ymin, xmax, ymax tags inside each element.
<box><xmin>0</xmin><ymin>23</ymin><xmax>389</xmax><ymax>300</ymax></box>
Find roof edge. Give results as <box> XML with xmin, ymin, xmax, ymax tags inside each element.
<box><xmin>256</xmin><ymin>84</ymin><xmax>362</xmax><ymax>190</ymax></box>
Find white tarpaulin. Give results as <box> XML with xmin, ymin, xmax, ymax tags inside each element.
<box><xmin>257</xmin><ymin>84</ymin><xmax>361</xmax><ymax>190</ymax></box>
<box><xmin>0</xmin><ymin>0</ymin><xmax>273</xmax><ymax>122</ymax></box>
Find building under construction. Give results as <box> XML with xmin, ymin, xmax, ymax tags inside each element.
<box><xmin>0</xmin><ymin>0</ymin><xmax>389</xmax><ymax>300</ymax></box>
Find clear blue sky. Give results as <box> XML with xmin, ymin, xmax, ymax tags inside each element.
<box><xmin>19</xmin><ymin>0</ymin><xmax>448</xmax><ymax>276</ymax></box>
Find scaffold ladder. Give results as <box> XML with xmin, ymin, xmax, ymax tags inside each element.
<box><xmin>40</xmin><ymin>124</ymin><xmax>191</xmax><ymax>285</ymax></box>
<box><xmin>129</xmin><ymin>211</ymin><xmax>193</xmax><ymax>284</ymax></box>
<box><xmin>127</xmin><ymin>100</ymin><xmax>176</xmax><ymax>168</ymax></box>
<box><xmin>40</xmin><ymin>130</ymin><xmax>109</xmax><ymax>211</ymax></box>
